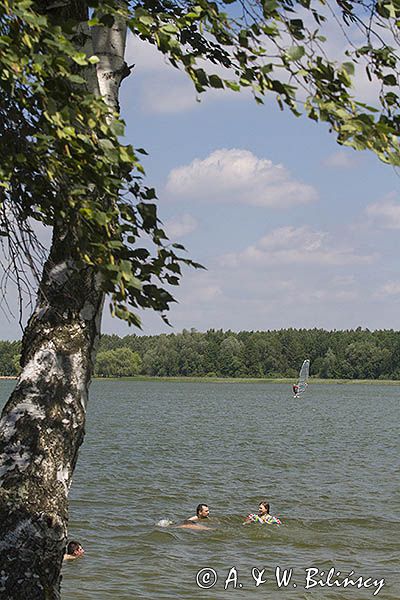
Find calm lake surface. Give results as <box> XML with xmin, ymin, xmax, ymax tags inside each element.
<box><xmin>0</xmin><ymin>380</ymin><xmax>399</xmax><ymax>599</ymax></box>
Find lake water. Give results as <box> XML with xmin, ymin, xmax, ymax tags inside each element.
<box><xmin>0</xmin><ymin>380</ymin><xmax>399</xmax><ymax>599</ymax></box>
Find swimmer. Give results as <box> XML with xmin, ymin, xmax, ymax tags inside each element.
<box><xmin>186</xmin><ymin>504</ymin><xmax>210</xmax><ymax>523</ymax></box>
<box><xmin>244</xmin><ymin>500</ymin><xmax>281</xmax><ymax>525</ymax></box>
<box><xmin>177</xmin><ymin>503</ymin><xmax>211</xmax><ymax>530</ymax></box>
<box><xmin>63</xmin><ymin>540</ymin><xmax>84</xmax><ymax>561</ymax></box>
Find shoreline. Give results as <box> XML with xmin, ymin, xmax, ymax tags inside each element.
<box><xmin>1</xmin><ymin>375</ymin><xmax>399</xmax><ymax>385</ymax></box>
<box><xmin>94</xmin><ymin>376</ymin><xmax>400</xmax><ymax>385</ymax></box>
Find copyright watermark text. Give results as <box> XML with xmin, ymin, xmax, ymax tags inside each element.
<box><xmin>195</xmin><ymin>566</ymin><xmax>385</xmax><ymax>595</ymax></box>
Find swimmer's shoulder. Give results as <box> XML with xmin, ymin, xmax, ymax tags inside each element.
<box><xmin>175</xmin><ymin>521</ymin><xmax>210</xmax><ymax>530</ymax></box>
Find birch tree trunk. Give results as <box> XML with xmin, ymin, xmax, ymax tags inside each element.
<box><xmin>0</xmin><ymin>4</ymin><xmax>128</xmax><ymax>598</ymax></box>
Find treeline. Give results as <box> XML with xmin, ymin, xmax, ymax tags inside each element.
<box><xmin>0</xmin><ymin>341</ymin><xmax>21</xmax><ymax>377</ymax></box>
<box><xmin>92</xmin><ymin>328</ymin><xmax>400</xmax><ymax>379</ymax></box>
<box><xmin>2</xmin><ymin>328</ymin><xmax>400</xmax><ymax>379</ymax></box>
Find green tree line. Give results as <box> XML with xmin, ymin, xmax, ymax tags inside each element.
<box><xmin>3</xmin><ymin>328</ymin><xmax>400</xmax><ymax>380</ymax></box>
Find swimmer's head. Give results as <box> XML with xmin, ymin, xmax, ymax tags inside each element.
<box><xmin>66</xmin><ymin>541</ymin><xmax>84</xmax><ymax>557</ymax></box>
<box><xmin>258</xmin><ymin>501</ymin><xmax>270</xmax><ymax>515</ymax></box>
<box><xmin>196</xmin><ymin>504</ymin><xmax>209</xmax><ymax>518</ymax></box>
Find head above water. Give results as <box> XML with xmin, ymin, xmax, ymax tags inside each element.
<box><xmin>258</xmin><ymin>501</ymin><xmax>270</xmax><ymax>515</ymax></box>
<box><xmin>196</xmin><ymin>504</ymin><xmax>209</xmax><ymax>518</ymax></box>
<box><xmin>66</xmin><ymin>540</ymin><xmax>84</xmax><ymax>557</ymax></box>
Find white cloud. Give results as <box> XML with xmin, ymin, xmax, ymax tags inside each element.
<box><xmin>125</xmin><ymin>33</ymin><xmax>248</xmax><ymax>114</ymax></box>
<box><xmin>152</xmin><ymin>241</ymin><xmax>365</xmax><ymax>333</ymax></box>
<box><xmin>175</xmin><ymin>271</ymin><xmax>223</xmax><ymax>305</ymax></box>
<box><xmin>166</xmin><ymin>149</ymin><xmax>318</xmax><ymax>208</ymax></box>
<box><xmin>323</xmin><ymin>151</ymin><xmax>360</xmax><ymax>169</ymax></box>
<box><xmin>192</xmin><ymin>284</ymin><xmax>222</xmax><ymax>303</ymax></box>
<box><xmin>139</xmin><ymin>76</ymin><xmax>199</xmax><ymax>114</ymax></box>
<box><xmin>125</xmin><ymin>34</ymin><xmax>168</xmax><ymax>73</ymax></box>
<box><xmin>366</xmin><ymin>195</ymin><xmax>400</xmax><ymax>230</ymax></box>
<box><xmin>125</xmin><ymin>34</ymin><xmax>199</xmax><ymax>113</ymax></box>
<box><xmin>376</xmin><ymin>282</ymin><xmax>400</xmax><ymax>297</ymax></box>
<box><xmin>220</xmin><ymin>226</ymin><xmax>376</xmax><ymax>267</ymax></box>
<box><xmin>164</xmin><ymin>214</ymin><xmax>198</xmax><ymax>239</ymax></box>
<box><xmin>331</xmin><ymin>275</ymin><xmax>356</xmax><ymax>286</ymax></box>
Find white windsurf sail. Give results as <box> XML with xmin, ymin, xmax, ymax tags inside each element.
<box><xmin>297</xmin><ymin>359</ymin><xmax>310</xmax><ymax>395</ymax></box>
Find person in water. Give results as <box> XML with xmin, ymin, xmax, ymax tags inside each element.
<box><xmin>177</xmin><ymin>503</ymin><xmax>211</xmax><ymax>530</ymax></box>
<box><xmin>63</xmin><ymin>540</ymin><xmax>85</xmax><ymax>561</ymax></box>
<box><xmin>186</xmin><ymin>503</ymin><xmax>210</xmax><ymax>522</ymax></box>
<box><xmin>292</xmin><ymin>383</ymin><xmax>299</xmax><ymax>396</ymax></box>
<box><xmin>244</xmin><ymin>500</ymin><xmax>281</xmax><ymax>525</ymax></box>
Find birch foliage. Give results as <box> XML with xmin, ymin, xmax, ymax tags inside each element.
<box><xmin>0</xmin><ymin>0</ymin><xmax>200</xmax><ymax>328</ymax></box>
<box><xmin>1</xmin><ymin>0</ymin><xmax>400</xmax><ymax>326</ymax></box>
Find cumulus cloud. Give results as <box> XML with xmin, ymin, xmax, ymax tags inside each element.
<box><xmin>164</xmin><ymin>214</ymin><xmax>198</xmax><ymax>239</ymax></box>
<box><xmin>166</xmin><ymin>149</ymin><xmax>318</xmax><ymax>208</ymax></box>
<box><xmin>220</xmin><ymin>226</ymin><xmax>376</xmax><ymax>267</ymax></box>
<box><xmin>366</xmin><ymin>195</ymin><xmax>400</xmax><ymax>230</ymax></box>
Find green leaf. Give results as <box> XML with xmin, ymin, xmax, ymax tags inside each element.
<box><xmin>286</xmin><ymin>46</ymin><xmax>305</xmax><ymax>61</ymax></box>
<box><xmin>383</xmin><ymin>74</ymin><xmax>397</xmax><ymax>86</ymax></box>
<box><xmin>110</xmin><ymin>120</ymin><xmax>125</xmax><ymax>137</ymax></box>
<box><xmin>209</xmin><ymin>74</ymin><xmax>224</xmax><ymax>89</ymax></box>
<box><xmin>342</xmin><ymin>62</ymin><xmax>355</xmax><ymax>76</ymax></box>
<box><xmin>72</xmin><ymin>52</ymin><xmax>88</xmax><ymax>66</ymax></box>
<box><xmin>138</xmin><ymin>14</ymin><xmax>154</xmax><ymax>26</ymax></box>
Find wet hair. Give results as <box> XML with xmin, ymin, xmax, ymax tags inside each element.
<box><xmin>259</xmin><ymin>501</ymin><xmax>270</xmax><ymax>513</ymax></box>
<box><xmin>67</xmin><ymin>540</ymin><xmax>81</xmax><ymax>555</ymax></box>
<box><xmin>196</xmin><ymin>504</ymin><xmax>208</xmax><ymax>516</ymax></box>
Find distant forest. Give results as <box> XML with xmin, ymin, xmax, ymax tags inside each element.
<box><xmin>2</xmin><ymin>328</ymin><xmax>400</xmax><ymax>379</ymax></box>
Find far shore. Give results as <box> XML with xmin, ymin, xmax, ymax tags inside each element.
<box><xmin>94</xmin><ymin>375</ymin><xmax>400</xmax><ymax>385</ymax></box>
<box><xmin>1</xmin><ymin>375</ymin><xmax>400</xmax><ymax>385</ymax></box>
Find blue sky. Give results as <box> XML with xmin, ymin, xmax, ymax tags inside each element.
<box><xmin>2</xmin><ymin>30</ymin><xmax>400</xmax><ymax>340</ymax></box>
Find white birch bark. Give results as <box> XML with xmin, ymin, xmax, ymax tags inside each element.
<box><xmin>0</xmin><ymin>3</ymin><xmax>128</xmax><ymax>598</ymax></box>
<box><xmin>92</xmin><ymin>15</ymin><xmax>128</xmax><ymax>111</ymax></box>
